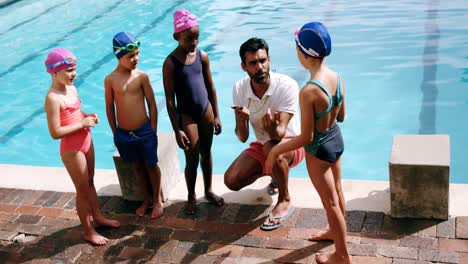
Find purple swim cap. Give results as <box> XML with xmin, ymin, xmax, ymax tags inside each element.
<box><xmin>295</xmin><ymin>22</ymin><xmax>332</xmax><ymax>58</ymax></box>
<box><xmin>45</xmin><ymin>48</ymin><xmax>77</xmax><ymax>74</ymax></box>
<box><xmin>173</xmin><ymin>9</ymin><xmax>198</xmax><ymax>34</ymax></box>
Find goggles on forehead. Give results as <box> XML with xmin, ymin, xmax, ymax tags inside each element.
<box><xmin>113</xmin><ymin>40</ymin><xmax>141</xmax><ymax>54</ymax></box>
<box><xmin>176</xmin><ymin>14</ymin><xmax>197</xmax><ymax>25</ymax></box>
<box><xmin>295</xmin><ymin>29</ymin><xmax>321</xmax><ymax>58</ymax></box>
<box><xmin>46</xmin><ymin>56</ymin><xmax>77</xmax><ymax>69</ymax></box>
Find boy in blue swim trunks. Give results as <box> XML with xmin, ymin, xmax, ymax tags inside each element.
<box><xmin>105</xmin><ymin>32</ymin><xmax>163</xmax><ymax>219</ymax></box>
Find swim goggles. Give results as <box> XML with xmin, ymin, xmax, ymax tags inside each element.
<box><xmin>46</xmin><ymin>56</ymin><xmax>77</xmax><ymax>69</ymax></box>
<box><xmin>113</xmin><ymin>40</ymin><xmax>141</xmax><ymax>53</ymax></box>
<box><xmin>175</xmin><ymin>14</ymin><xmax>197</xmax><ymax>29</ymax></box>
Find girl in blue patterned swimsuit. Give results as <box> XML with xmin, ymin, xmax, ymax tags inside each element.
<box><xmin>265</xmin><ymin>22</ymin><xmax>350</xmax><ymax>264</ymax></box>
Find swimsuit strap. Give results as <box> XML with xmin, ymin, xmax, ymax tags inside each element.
<box><xmin>308</xmin><ymin>79</ymin><xmax>333</xmax><ymax>120</ymax></box>
<box><xmin>336</xmin><ymin>75</ymin><xmax>343</xmax><ymax>106</ymax></box>
<box><xmin>309</xmin><ymin>74</ymin><xmax>343</xmax><ymax>120</ymax></box>
<box><xmin>169</xmin><ymin>49</ymin><xmax>201</xmax><ymax>66</ymax></box>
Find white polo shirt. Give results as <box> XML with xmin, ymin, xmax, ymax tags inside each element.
<box><xmin>232</xmin><ymin>72</ymin><xmax>300</xmax><ymax>144</ymax></box>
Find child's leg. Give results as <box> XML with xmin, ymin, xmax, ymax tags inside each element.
<box><xmin>199</xmin><ymin>104</ymin><xmax>223</xmax><ymax>206</ymax></box>
<box><xmin>180</xmin><ymin>114</ymin><xmax>201</xmax><ymax>214</ymax></box>
<box><xmin>309</xmin><ymin>158</ymin><xmax>345</xmax><ymax>241</ymax></box>
<box><xmin>331</xmin><ymin>158</ymin><xmax>346</xmax><ymax>216</ymax></box>
<box><xmin>61</xmin><ymin>150</ymin><xmax>108</xmax><ymax>245</ymax></box>
<box><xmin>133</xmin><ymin>161</ymin><xmax>152</xmax><ymax>217</ymax></box>
<box><xmin>306</xmin><ymin>155</ymin><xmax>350</xmax><ymax>264</ymax></box>
<box><xmin>145</xmin><ymin>164</ymin><xmax>163</xmax><ymax>219</ymax></box>
<box><xmin>84</xmin><ymin>142</ymin><xmax>120</xmax><ymax>227</ymax></box>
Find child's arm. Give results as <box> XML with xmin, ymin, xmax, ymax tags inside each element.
<box><xmin>201</xmin><ymin>51</ymin><xmax>222</xmax><ymax>135</ymax></box>
<box><xmin>162</xmin><ymin>57</ymin><xmax>190</xmax><ymax>151</ymax></box>
<box><xmin>44</xmin><ymin>93</ymin><xmax>96</xmax><ymax>139</ymax></box>
<box><xmin>264</xmin><ymin>86</ymin><xmax>316</xmax><ymax>173</ymax></box>
<box><xmin>104</xmin><ymin>76</ymin><xmax>117</xmax><ymax>134</ymax></box>
<box><xmin>67</xmin><ymin>86</ymin><xmax>99</xmax><ymax>123</ymax></box>
<box><xmin>337</xmin><ymin>77</ymin><xmax>346</xmax><ymax>123</ymax></box>
<box><xmin>141</xmin><ymin>72</ymin><xmax>158</xmax><ymax>132</ymax></box>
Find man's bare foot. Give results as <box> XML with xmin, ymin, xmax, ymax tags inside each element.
<box><xmin>94</xmin><ymin>217</ymin><xmax>121</xmax><ymax>228</ymax></box>
<box><xmin>151</xmin><ymin>202</ymin><xmax>164</xmax><ymax>219</ymax></box>
<box><xmin>316</xmin><ymin>252</ymin><xmax>351</xmax><ymax>264</ymax></box>
<box><xmin>184</xmin><ymin>197</ymin><xmax>197</xmax><ymax>215</ymax></box>
<box><xmin>136</xmin><ymin>201</ymin><xmax>150</xmax><ymax>217</ymax></box>
<box><xmin>308</xmin><ymin>230</ymin><xmax>333</xmax><ymax>241</ymax></box>
<box><xmin>84</xmin><ymin>230</ymin><xmax>109</xmax><ymax>246</ymax></box>
<box><xmin>205</xmin><ymin>191</ymin><xmax>224</xmax><ymax>206</ymax></box>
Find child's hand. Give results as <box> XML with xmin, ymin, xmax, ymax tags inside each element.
<box><xmin>265</xmin><ymin>147</ymin><xmax>279</xmax><ymax>174</ymax></box>
<box><xmin>176</xmin><ymin>130</ymin><xmax>190</xmax><ymax>151</ymax></box>
<box><xmin>214</xmin><ymin>117</ymin><xmax>222</xmax><ymax>135</ymax></box>
<box><xmin>88</xmin><ymin>113</ymin><xmax>99</xmax><ymax>124</ymax></box>
<box><xmin>81</xmin><ymin>116</ymin><xmax>97</xmax><ymax>128</ymax></box>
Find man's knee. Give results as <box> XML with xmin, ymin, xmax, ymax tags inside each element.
<box><xmin>224</xmin><ymin>172</ymin><xmax>242</xmax><ymax>191</ymax></box>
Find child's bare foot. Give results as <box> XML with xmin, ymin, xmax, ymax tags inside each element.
<box><xmin>94</xmin><ymin>217</ymin><xmax>120</xmax><ymax>228</ymax></box>
<box><xmin>316</xmin><ymin>252</ymin><xmax>351</xmax><ymax>264</ymax></box>
<box><xmin>205</xmin><ymin>191</ymin><xmax>224</xmax><ymax>206</ymax></box>
<box><xmin>84</xmin><ymin>230</ymin><xmax>109</xmax><ymax>246</ymax></box>
<box><xmin>184</xmin><ymin>197</ymin><xmax>197</xmax><ymax>215</ymax></box>
<box><xmin>308</xmin><ymin>230</ymin><xmax>333</xmax><ymax>241</ymax></box>
<box><xmin>136</xmin><ymin>201</ymin><xmax>150</xmax><ymax>217</ymax></box>
<box><xmin>151</xmin><ymin>202</ymin><xmax>164</xmax><ymax>219</ymax></box>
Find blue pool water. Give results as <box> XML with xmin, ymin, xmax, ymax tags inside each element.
<box><xmin>1</xmin><ymin>0</ymin><xmax>467</xmax><ymax>183</ymax></box>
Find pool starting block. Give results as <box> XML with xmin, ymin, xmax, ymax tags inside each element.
<box><xmin>113</xmin><ymin>132</ymin><xmax>181</xmax><ymax>201</ymax></box>
<box><xmin>389</xmin><ymin>134</ymin><xmax>450</xmax><ymax>220</ymax></box>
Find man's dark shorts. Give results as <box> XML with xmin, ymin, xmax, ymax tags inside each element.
<box><xmin>114</xmin><ymin>120</ymin><xmax>158</xmax><ymax>166</ymax></box>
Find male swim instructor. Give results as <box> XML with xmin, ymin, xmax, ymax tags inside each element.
<box><xmin>224</xmin><ymin>37</ymin><xmax>304</xmax><ymax>230</ymax></box>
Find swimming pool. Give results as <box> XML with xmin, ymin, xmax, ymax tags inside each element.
<box><xmin>1</xmin><ymin>0</ymin><xmax>467</xmax><ymax>183</ymax></box>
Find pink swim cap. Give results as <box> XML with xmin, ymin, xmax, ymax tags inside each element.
<box><xmin>45</xmin><ymin>48</ymin><xmax>77</xmax><ymax>74</ymax></box>
<box><xmin>173</xmin><ymin>9</ymin><xmax>198</xmax><ymax>34</ymax></box>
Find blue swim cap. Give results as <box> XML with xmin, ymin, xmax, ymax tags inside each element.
<box><xmin>295</xmin><ymin>22</ymin><xmax>331</xmax><ymax>58</ymax></box>
<box><xmin>113</xmin><ymin>32</ymin><xmax>139</xmax><ymax>59</ymax></box>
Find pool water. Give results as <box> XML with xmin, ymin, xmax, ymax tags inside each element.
<box><xmin>1</xmin><ymin>0</ymin><xmax>467</xmax><ymax>183</ymax></box>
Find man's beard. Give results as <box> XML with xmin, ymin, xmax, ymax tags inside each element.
<box><xmin>250</xmin><ymin>69</ymin><xmax>270</xmax><ymax>84</ymax></box>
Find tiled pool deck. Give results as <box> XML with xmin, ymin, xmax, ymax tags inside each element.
<box><xmin>0</xmin><ymin>187</ymin><xmax>468</xmax><ymax>263</ymax></box>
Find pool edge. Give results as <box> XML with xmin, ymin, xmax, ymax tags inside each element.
<box><xmin>1</xmin><ymin>163</ymin><xmax>466</xmax><ymax>216</ymax></box>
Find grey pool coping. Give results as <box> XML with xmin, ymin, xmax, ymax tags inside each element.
<box><xmin>1</xmin><ymin>163</ymin><xmax>467</xmax><ymax>216</ymax></box>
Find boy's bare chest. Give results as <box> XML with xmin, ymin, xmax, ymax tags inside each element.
<box><xmin>114</xmin><ymin>78</ymin><xmax>142</xmax><ymax>96</ymax></box>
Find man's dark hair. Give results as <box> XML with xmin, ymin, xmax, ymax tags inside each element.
<box><xmin>239</xmin><ymin>38</ymin><xmax>269</xmax><ymax>64</ymax></box>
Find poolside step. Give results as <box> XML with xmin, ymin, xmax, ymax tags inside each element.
<box><xmin>389</xmin><ymin>134</ymin><xmax>450</xmax><ymax>220</ymax></box>
<box><xmin>113</xmin><ymin>132</ymin><xmax>182</xmax><ymax>201</ymax></box>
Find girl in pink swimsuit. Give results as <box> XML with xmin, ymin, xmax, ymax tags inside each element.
<box><xmin>44</xmin><ymin>48</ymin><xmax>120</xmax><ymax>245</ymax></box>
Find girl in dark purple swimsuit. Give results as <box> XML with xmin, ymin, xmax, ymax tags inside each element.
<box><xmin>163</xmin><ymin>9</ymin><xmax>224</xmax><ymax>215</ymax></box>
